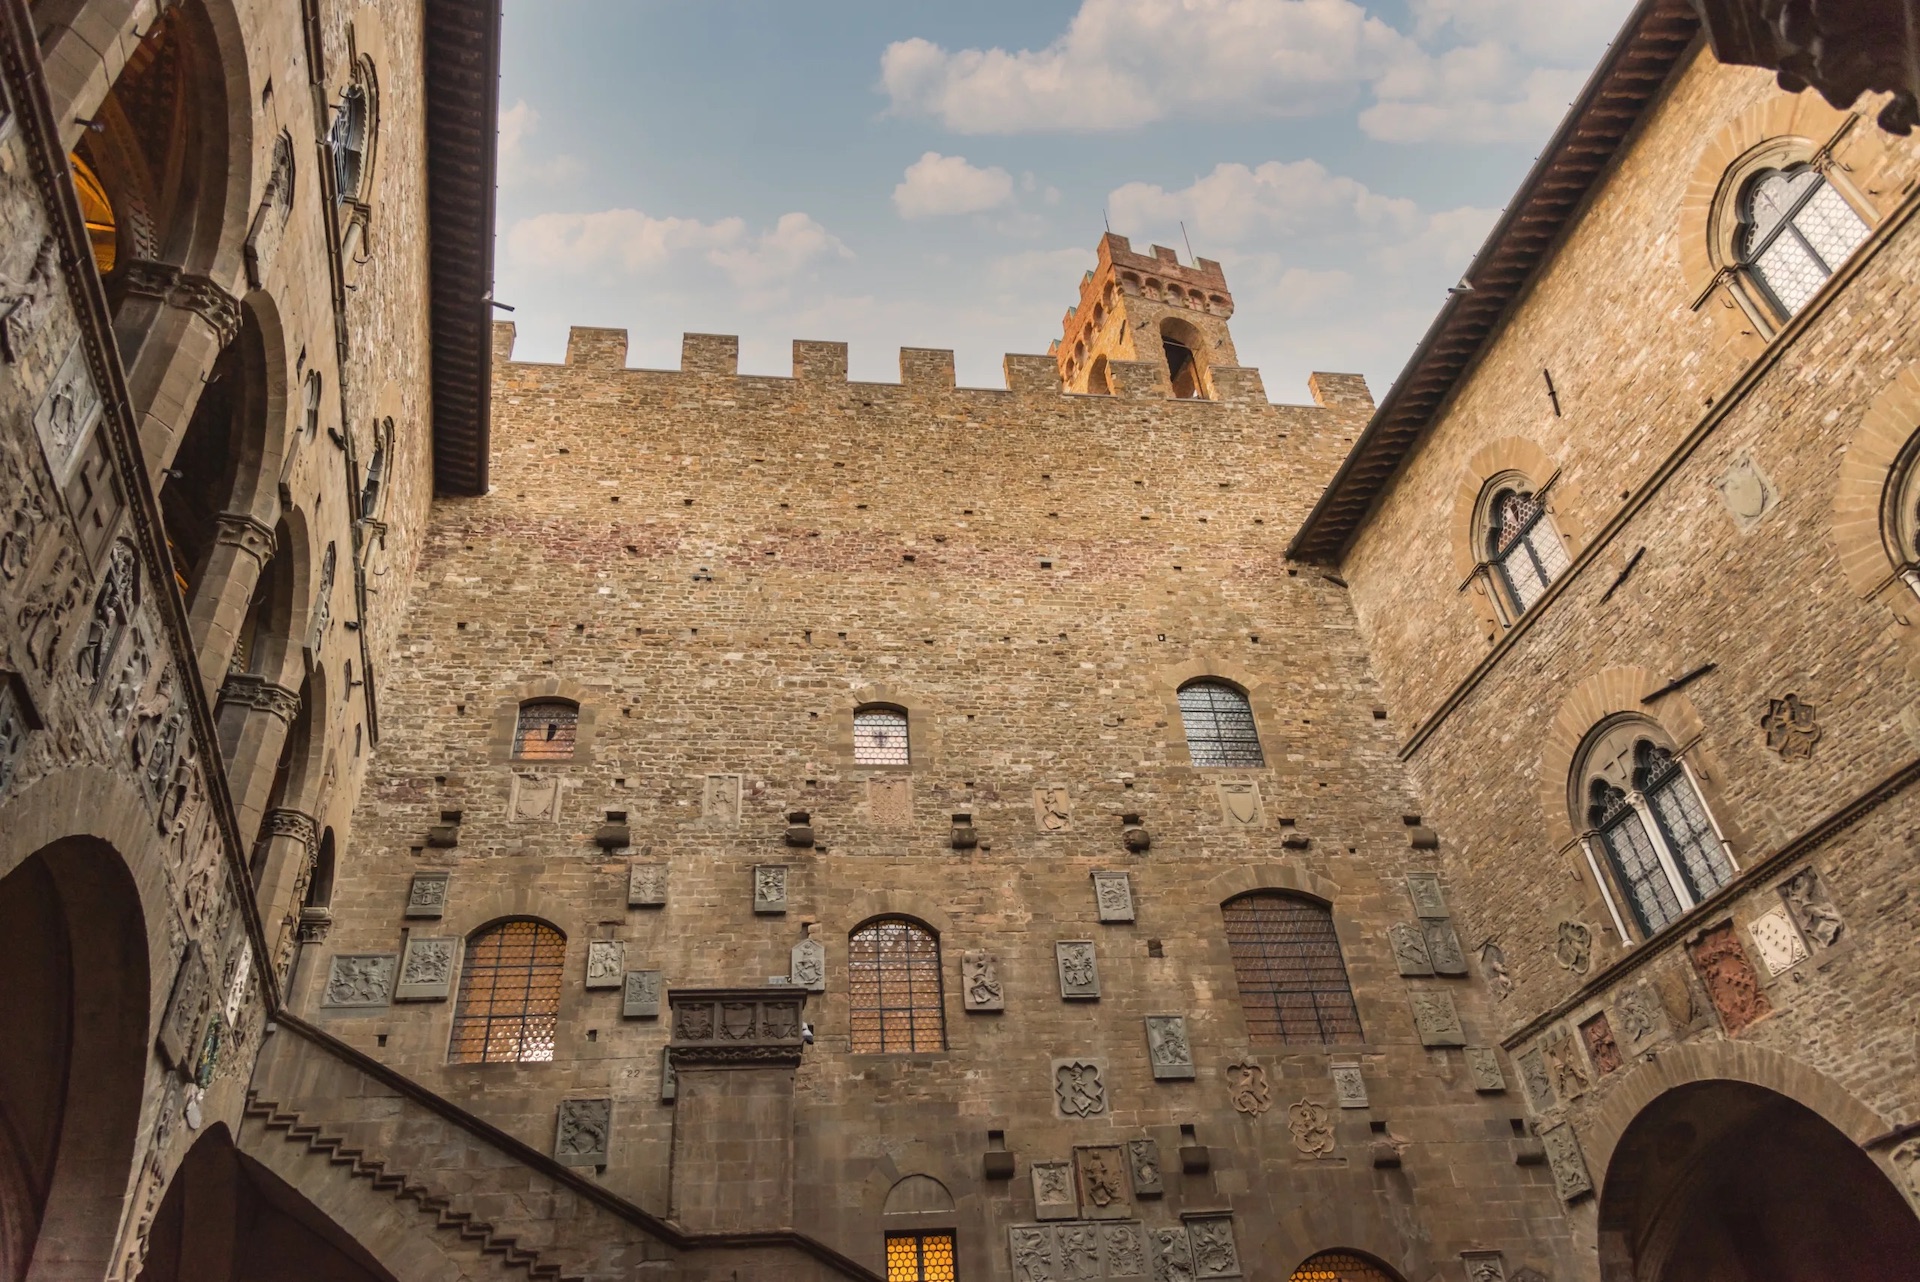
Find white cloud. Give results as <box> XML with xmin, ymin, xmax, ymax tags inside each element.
<box><xmin>1109</xmin><ymin>160</ymin><xmax>1420</xmax><ymax>246</ymax></box>
<box><xmin>1407</xmin><ymin>0</ymin><xmax>1631</xmax><ymax>62</ymax></box>
<box><xmin>504</xmin><ymin>209</ymin><xmax>851</xmax><ymax>296</ymax></box>
<box><xmin>892</xmin><ymin>152</ymin><xmax>1017</xmax><ymax>219</ymax></box>
<box><xmin>1361</xmin><ymin>44</ymin><xmax>1588</xmax><ymax>143</ymax></box>
<box><xmin>497</xmin><ymin>99</ymin><xmax>585</xmax><ymax>186</ymax></box>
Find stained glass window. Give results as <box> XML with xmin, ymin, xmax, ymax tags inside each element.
<box><xmin>854</xmin><ymin>706</ymin><xmax>910</xmax><ymax>766</ymax></box>
<box><xmin>849</xmin><ymin>918</ymin><xmax>944</xmax><ymax>1053</ymax></box>
<box><xmin>886</xmin><ymin>1232</ymin><xmax>956</xmax><ymax>1282</ymax></box>
<box><xmin>1178</xmin><ymin>680</ymin><xmax>1264</xmax><ymax>767</ymax></box>
<box><xmin>1740</xmin><ymin>166</ymin><xmax>1870</xmax><ymax>317</ymax></box>
<box><xmin>448</xmin><ymin>920</ymin><xmax>565</xmax><ymax>1064</ymax></box>
<box><xmin>1223</xmin><ymin>893</ymin><xmax>1362</xmax><ymax>1045</ymax></box>
<box><xmin>514</xmin><ymin>699</ymin><xmax>578</xmax><ymax>760</ymax></box>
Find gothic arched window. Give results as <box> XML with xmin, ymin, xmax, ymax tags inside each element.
<box><xmin>514</xmin><ymin>699</ymin><xmax>578</xmax><ymax>761</ymax></box>
<box><xmin>1485</xmin><ymin>485</ymin><xmax>1570</xmax><ymax>617</ymax></box>
<box><xmin>1222</xmin><ymin>892</ymin><xmax>1361</xmax><ymax>1045</ymax></box>
<box><xmin>360</xmin><ymin>418</ymin><xmax>391</xmax><ymax>519</ymax></box>
<box><xmin>848</xmin><ymin>917</ymin><xmax>944</xmax><ymax>1053</ymax></box>
<box><xmin>1738</xmin><ymin>165</ymin><xmax>1869</xmax><ymax>319</ymax></box>
<box><xmin>1576</xmin><ymin>721</ymin><xmax>1736</xmax><ymax>939</ymax></box>
<box><xmin>853</xmin><ymin>705</ymin><xmax>910</xmax><ymax>766</ymax></box>
<box><xmin>330</xmin><ymin>77</ymin><xmax>372</xmax><ymax>203</ymax></box>
<box><xmin>448</xmin><ymin>919</ymin><xmax>566</xmax><ymax>1064</ymax></box>
<box><xmin>1178</xmin><ymin>680</ymin><xmax>1263</xmax><ymax>767</ymax></box>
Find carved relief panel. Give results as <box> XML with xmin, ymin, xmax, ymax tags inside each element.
<box><xmin>1053</xmin><ymin>1058</ymin><xmax>1108</xmax><ymax>1118</ymax></box>
<box><xmin>509</xmin><ymin>771</ymin><xmax>564</xmax><ymax>822</ymax></box>
<box><xmin>1031</xmin><ymin>1161</ymin><xmax>1078</xmax><ymax>1221</ymax></box>
<box><xmin>790</xmin><ymin>933</ymin><xmax>826</xmax><ymax>992</ymax></box>
<box><xmin>1747</xmin><ymin>905</ymin><xmax>1808</xmax><ymax>976</ymax></box>
<box><xmin>1092</xmin><ymin>871</ymin><xmax>1135</xmax><ymax>923</ymax></box>
<box><xmin>1540</xmin><ymin>1122</ymin><xmax>1594</xmax><ymax>1201</ymax></box>
<box><xmin>1689</xmin><ymin>921</ymin><xmax>1770</xmax><ymax>1035</ymax></box>
<box><xmin>627</xmin><ymin>861</ymin><xmax>668</xmax><ymax>907</ymax></box>
<box><xmin>1465</xmin><ymin>1047</ymin><xmax>1507</xmax><ymax>1093</ymax></box>
<box><xmin>1184</xmin><ymin>1215</ymin><xmax>1242</xmax><ymax>1279</ymax></box>
<box><xmin>554</xmin><ymin>1098</ymin><xmax>611</xmax><ymax>1167</ymax></box>
<box><xmin>1056</xmin><ymin>941</ymin><xmax>1100</xmax><ymax>999</ymax></box>
<box><xmin>962</xmin><ymin>950</ymin><xmax>1005</xmax><ymax>1011</ymax></box>
<box><xmin>1331</xmin><ymin>1063</ymin><xmax>1368</xmax><ymax>1108</ymax></box>
<box><xmin>323</xmin><ymin>954</ymin><xmax>395</xmax><ymax>1008</ymax></box>
<box><xmin>1074</xmin><ymin>1144</ymin><xmax>1130</xmax><ymax>1219</ymax></box>
<box><xmin>753</xmin><ymin>864</ymin><xmax>788</xmax><ymax>914</ymax></box>
<box><xmin>1144</xmin><ymin>1015</ymin><xmax>1194</xmax><ymax>1080</ymax></box>
<box><xmin>1390</xmin><ymin>922</ymin><xmax>1434</xmax><ymax>976</ymax></box>
<box><xmin>1215</xmin><ymin>781</ymin><xmax>1263</xmax><ymax>828</ymax></box>
<box><xmin>869</xmin><ymin>776</ymin><xmax>912</xmax><ymax>826</ymax></box>
<box><xmin>396</xmin><ymin>936</ymin><xmax>455</xmax><ymax>1001</ymax></box>
<box><xmin>405</xmin><ymin>871</ymin><xmax>449</xmax><ymax>919</ymax></box>
<box><xmin>703</xmin><ymin>773</ymin><xmax>742</xmax><ymax>825</ymax></box>
<box><xmin>623</xmin><ymin>970</ymin><xmax>662</xmax><ymax>1019</ymax></box>
<box><xmin>1035</xmin><ymin>785</ymin><xmax>1072</xmax><ymax>832</ymax></box>
<box><xmin>586</xmin><ymin>939</ymin><xmax>624</xmax><ymax>989</ymax></box>
<box><xmin>1126</xmin><ymin>1139</ymin><xmax>1163</xmax><ymax>1198</ymax></box>
<box><xmin>1409</xmin><ymin>989</ymin><xmax>1466</xmax><ymax>1046</ymax></box>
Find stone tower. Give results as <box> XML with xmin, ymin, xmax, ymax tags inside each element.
<box><xmin>1052</xmin><ymin>233</ymin><xmax>1239</xmax><ymax>398</ymax></box>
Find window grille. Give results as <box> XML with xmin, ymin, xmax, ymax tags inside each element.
<box><xmin>1581</xmin><ymin>733</ymin><xmax>1735</xmax><ymax>940</ymax></box>
<box><xmin>1740</xmin><ymin>166</ymin><xmax>1869</xmax><ymax>317</ymax></box>
<box><xmin>1635</xmin><ymin>742</ymin><xmax>1733</xmax><ymax>901</ymax></box>
<box><xmin>1222</xmin><ymin>893</ymin><xmax>1362</xmax><ymax>1045</ymax></box>
<box><xmin>330</xmin><ymin>83</ymin><xmax>370</xmax><ymax>201</ymax></box>
<box><xmin>1178</xmin><ymin>681</ymin><xmax>1264</xmax><ymax>767</ymax></box>
<box><xmin>360</xmin><ymin>422</ymin><xmax>389</xmax><ymax>517</ymax></box>
<box><xmin>886</xmin><ymin>1232</ymin><xmax>957</xmax><ymax>1282</ymax></box>
<box><xmin>854</xmin><ymin>707</ymin><xmax>910</xmax><ymax>766</ymax></box>
<box><xmin>848</xmin><ymin>918</ymin><xmax>945</xmax><ymax>1053</ymax></box>
<box><xmin>514</xmin><ymin>700</ymin><xmax>578</xmax><ymax>760</ymax></box>
<box><xmin>448</xmin><ymin>920</ymin><xmax>565</xmax><ymax>1064</ymax></box>
<box><xmin>1589</xmin><ymin>778</ymin><xmax>1683</xmax><ymax>936</ymax></box>
<box><xmin>1488</xmin><ymin>489</ymin><xmax>1569</xmax><ymax>614</ymax></box>
<box><xmin>1290</xmin><ymin>1253</ymin><xmax>1397</xmax><ymax>1282</ymax></box>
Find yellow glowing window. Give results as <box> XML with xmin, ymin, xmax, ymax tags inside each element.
<box><xmin>69</xmin><ymin>152</ymin><xmax>116</xmax><ymax>273</ymax></box>
<box><xmin>1290</xmin><ymin>1251</ymin><xmax>1396</xmax><ymax>1282</ymax></box>
<box><xmin>514</xmin><ymin>699</ymin><xmax>579</xmax><ymax>760</ymax></box>
<box><xmin>448</xmin><ymin>920</ymin><xmax>566</xmax><ymax>1064</ymax></box>
<box><xmin>886</xmin><ymin>1232</ymin><xmax>956</xmax><ymax>1282</ymax></box>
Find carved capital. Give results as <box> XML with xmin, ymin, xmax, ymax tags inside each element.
<box><xmin>213</xmin><ymin>512</ymin><xmax>277</xmax><ymax>567</ymax></box>
<box><xmin>263</xmin><ymin>807</ymin><xmax>318</xmax><ymax>851</ymax></box>
<box><xmin>118</xmin><ymin>260</ymin><xmax>243</xmax><ymax>347</ymax></box>
<box><xmin>216</xmin><ymin>674</ymin><xmax>302</xmax><ymax>723</ymax></box>
<box><xmin>119</xmin><ymin>258</ymin><xmax>181</xmax><ymax>301</ymax></box>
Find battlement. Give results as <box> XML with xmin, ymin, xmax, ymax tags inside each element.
<box><xmin>489</xmin><ymin>321</ymin><xmax>1322</xmax><ymax>407</ymax></box>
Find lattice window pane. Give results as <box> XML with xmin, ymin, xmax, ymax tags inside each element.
<box><xmin>514</xmin><ymin>700</ymin><xmax>578</xmax><ymax>760</ymax></box>
<box><xmin>1499</xmin><ymin>544</ymin><xmax>1548</xmax><ymax>612</ymax></box>
<box><xmin>849</xmin><ymin>919</ymin><xmax>945</xmax><ymax>1053</ymax></box>
<box><xmin>448</xmin><ymin>920</ymin><xmax>566</xmax><ymax>1064</ymax></box>
<box><xmin>1290</xmin><ymin>1252</ymin><xmax>1395</xmax><ymax>1282</ymax></box>
<box><xmin>1793</xmin><ymin>181</ymin><xmax>1869</xmax><ymax>273</ymax></box>
<box><xmin>1599</xmin><ymin>809</ymin><xmax>1683</xmax><ymax>937</ymax></box>
<box><xmin>1744</xmin><ymin>168</ymin><xmax>1820</xmax><ymax>246</ymax></box>
<box><xmin>1641</xmin><ymin>749</ymin><xmax>1733</xmax><ymax>902</ymax></box>
<box><xmin>854</xmin><ymin>707</ymin><xmax>910</xmax><ymax>766</ymax></box>
<box><xmin>1178</xmin><ymin>681</ymin><xmax>1264</xmax><ymax>767</ymax></box>
<box><xmin>1755</xmin><ymin>232</ymin><xmax>1826</xmax><ymax>315</ymax></box>
<box><xmin>1222</xmin><ymin>893</ymin><xmax>1362</xmax><ymax>1045</ymax></box>
<box><xmin>1491</xmin><ymin>491</ymin><xmax>1566</xmax><ymax>614</ymax></box>
<box><xmin>887</xmin><ymin>1232</ymin><xmax>956</xmax><ymax>1282</ymax></box>
<box><xmin>1525</xmin><ymin>521</ymin><xmax>1570</xmax><ymax>584</ymax></box>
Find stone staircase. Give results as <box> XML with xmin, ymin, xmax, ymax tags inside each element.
<box><xmin>239</xmin><ymin>1016</ymin><xmax>878</xmax><ymax>1282</ymax></box>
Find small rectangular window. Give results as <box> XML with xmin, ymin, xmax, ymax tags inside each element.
<box><xmin>887</xmin><ymin>1231</ymin><xmax>956</xmax><ymax>1282</ymax></box>
<box><xmin>515</xmin><ymin>700</ymin><xmax>579</xmax><ymax>760</ymax></box>
<box><xmin>854</xmin><ymin>707</ymin><xmax>910</xmax><ymax>766</ymax></box>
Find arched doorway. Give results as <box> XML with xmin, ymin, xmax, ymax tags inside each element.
<box><xmin>1599</xmin><ymin>1080</ymin><xmax>1920</xmax><ymax>1282</ymax></box>
<box><xmin>0</xmin><ymin>837</ymin><xmax>149</xmax><ymax>1282</ymax></box>
<box><xmin>1289</xmin><ymin>1250</ymin><xmax>1404</xmax><ymax>1282</ymax></box>
<box><xmin>137</xmin><ymin>1127</ymin><xmax>396</xmax><ymax>1282</ymax></box>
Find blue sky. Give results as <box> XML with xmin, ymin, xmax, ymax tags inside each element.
<box><xmin>494</xmin><ymin>0</ymin><xmax>1637</xmax><ymax>403</ymax></box>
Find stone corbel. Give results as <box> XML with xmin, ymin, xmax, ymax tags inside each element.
<box><xmin>216</xmin><ymin>673</ymin><xmax>303</xmax><ymax>724</ymax></box>
<box><xmin>213</xmin><ymin>512</ymin><xmax>277</xmax><ymax>569</ymax></box>
<box><xmin>119</xmin><ymin>258</ymin><xmax>242</xmax><ymax>347</ymax></box>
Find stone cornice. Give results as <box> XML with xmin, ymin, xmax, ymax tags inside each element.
<box><xmin>668</xmin><ymin>987</ymin><xmax>808</xmax><ymax>1068</ymax></box>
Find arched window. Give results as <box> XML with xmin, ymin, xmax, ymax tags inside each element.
<box><xmin>1738</xmin><ymin>165</ymin><xmax>1869</xmax><ymax>318</ymax></box>
<box><xmin>302</xmin><ymin>371</ymin><xmax>323</xmax><ymax>441</ymax></box>
<box><xmin>853</xmin><ymin>705</ymin><xmax>910</xmax><ymax>766</ymax></box>
<box><xmin>359</xmin><ymin>418</ymin><xmax>391</xmax><ymax>519</ymax></box>
<box><xmin>1885</xmin><ymin>433</ymin><xmax>1920</xmax><ymax>599</ymax></box>
<box><xmin>1178</xmin><ymin>680</ymin><xmax>1263</xmax><ymax>767</ymax></box>
<box><xmin>514</xmin><ymin>699</ymin><xmax>578</xmax><ymax>760</ymax></box>
<box><xmin>1222</xmin><ymin>892</ymin><xmax>1361</xmax><ymax>1045</ymax></box>
<box><xmin>1576</xmin><ymin>721</ymin><xmax>1736</xmax><ymax>939</ymax></box>
<box><xmin>1161</xmin><ymin>318</ymin><xmax>1209</xmax><ymax>399</ymax></box>
<box><xmin>1483</xmin><ymin>483</ymin><xmax>1570</xmax><ymax>618</ymax></box>
<box><xmin>848</xmin><ymin>917</ymin><xmax>944</xmax><ymax>1053</ymax></box>
<box><xmin>69</xmin><ymin>152</ymin><xmax>117</xmax><ymax>274</ymax></box>
<box><xmin>1290</xmin><ymin>1252</ymin><xmax>1401</xmax><ymax>1282</ymax></box>
<box><xmin>1088</xmin><ymin>353</ymin><xmax>1112</xmax><ymax>395</ymax></box>
<box><xmin>329</xmin><ymin>76</ymin><xmax>373</xmax><ymax>203</ymax></box>
<box><xmin>448</xmin><ymin>919</ymin><xmax>566</xmax><ymax>1064</ymax></box>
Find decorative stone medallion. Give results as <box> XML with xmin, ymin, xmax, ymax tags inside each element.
<box><xmin>1092</xmin><ymin>870</ymin><xmax>1136</xmax><ymax>923</ymax></box>
<box><xmin>627</xmin><ymin>861</ymin><xmax>667</xmax><ymax>907</ymax></box>
<box><xmin>1056</xmin><ymin>940</ymin><xmax>1100</xmax><ymax>999</ymax></box>
<box><xmin>1144</xmin><ymin>1015</ymin><xmax>1195</xmax><ymax>1080</ymax></box>
<box><xmin>1287</xmin><ymin>1100</ymin><xmax>1336</xmax><ymax>1158</ymax></box>
<box><xmin>586</xmin><ymin>939</ymin><xmax>624</xmax><ymax>989</ymax></box>
<box><xmin>554</xmin><ymin>1098</ymin><xmax>611</xmax><ymax>1166</ymax></box>
<box><xmin>395</xmin><ymin>936</ymin><xmax>455</xmax><ymax>1001</ymax></box>
<box><xmin>1225</xmin><ymin>1059</ymin><xmax>1271</xmax><ymax>1116</ymax></box>
<box><xmin>961</xmin><ymin>950</ymin><xmax>1005</xmax><ymax>1011</ymax></box>
<box><xmin>1053</xmin><ymin>1058</ymin><xmax>1108</xmax><ymax>1118</ymax></box>
<box><xmin>405</xmin><ymin>871</ymin><xmax>449</xmax><ymax>919</ymax></box>
<box><xmin>1031</xmin><ymin>1161</ymin><xmax>1078</xmax><ymax>1220</ymax></box>
<box><xmin>1034</xmin><ymin>785</ymin><xmax>1072</xmax><ymax>832</ymax></box>
<box><xmin>1553</xmin><ymin>921</ymin><xmax>1592</xmax><ymax>974</ymax></box>
<box><xmin>1331</xmin><ymin>1063</ymin><xmax>1368</xmax><ymax>1108</ymax></box>
<box><xmin>322</xmin><ymin>953</ymin><xmax>395</xmax><ymax>1008</ymax></box>
<box><xmin>1747</xmin><ymin>905</ymin><xmax>1809</xmax><ymax>976</ymax></box>
<box><xmin>1215</xmin><ymin>781</ymin><xmax>1263</xmax><ymax>828</ymax></box>
<box><xmin>1761</xmin><ymin>692</ymin><xmax>1820</xmax><ymax>759</ymax></box>
<box><xmin>753</xmin><ymin>864</ymin><xmax>788</xmax><ymax>914</ymax></box>
<box><xmin>623</xmin><ymin>970</ymin><xmax>662</xmax><ymax>1018</ymax></box>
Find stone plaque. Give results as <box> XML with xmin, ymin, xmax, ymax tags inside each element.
<box><xmin>1150</xmin><ymin>1225</ymin><xmax>1196</xmax><ymax>1282</ymax></box>
<box><xmin>1716</xmin><ymin>454</ymin><xmax>1777</xmax><ymax>530</ymax></box>
<box><xmin>627</xmin><ymin>862</ymin><xmax>667</xmax><ymax>907</ymax></box>
<box><xmin>1106</xmin><ymin>1223</ymin><xmax>1148</xmax><ymax>1277</ymax></box>
<box><xmin>1580</xmin><ymin>1013</ymin><xmax>1623</xmax><ymax>1076</ymax></box>
<box><xmin>1747</xmin><ymin>905</ymin><xmax>1808</xmax><ymax>976</ymax></box>
<box><xmin>869</xmin><ymin>776</ymin><xmax>912</xmax><ymax>827</ymax></box>
<box><xmin>1075</xmin><ymin>1144</ymin><xmax>1130</xmax><ymax>1219</ymax></box>
<box><xmin>1144</xmin><ymin>1015</ymin><xmax>1195</xmax><ymax>1080</ymax></box>
<box><xmin>1053</xmin><ymin>1058</ymin><xmax>1108</xmax><ymax>1119</ymax></box>
<box><xmin>1331</xmin><ymin>1063</ymin><xmax>1368</xmax><ymax>1108</ymax></box>
<box><xmin>554</xmin><ymin>1098</ymin><xmax>611</xmax><ymax>1167</ymax></box>
<box><xmin>322</xmin><ymin>953</ymin><xmax>395</xmax><ymax>1008</ymax></box>
<box><xmin>1544</xmin><ymin>1032</ymin><xmax>1589</xmax><ymax>1100</ymax></box>
<box><xmin>34</xmin><ymin>342</ymin><xmax>101</xmax><ymax>481</ymax></box>
<box><xmin>1031</xmin><ymin>1161</ymin><xmax>1078</xmax><ymax>1220</ymax></box>
<box><xmin>509</xmin><ymin>771</ymin><xmax>563</xmax><ymax>822</ymax></box>
<box><xmin>1009</xmin><ymin>1225</ymin><xmax>1056</xmax><ymax>1278</ymax></box>
<box><xmin>623</xmin><ymin>970</ymin><xmax>662</xmax><ymax>1018</ymax></box>
<box><xmin>1287</xmin><ymin>1099</ymin><xmax>1337</xmax><ymax>1157</ymax></box>
<box><xmin>1461</xmin><ymin>1252</ymin><xmax>1506</xmax><ymax>1282</ymax></box>
<box><xmin>1185</xmin><ymin>1214</ymin><xmax>1242</xmax><ymax>1279</ymax></box>
<box><xmin>702</xmin><ymin>772</ymin><xmax>742</xmax><ymax>825</ymax></box>
<box><xmin>790</xmin><ymin>934</ymin><xmax>826</xmax><ymax>991</ymax></box>
<box><xmin>1057</xmin><ymin>1224</ymin><xmax>1103</xmax><ymax>1279</ymax></box>
<box><xmin>396</xmin><ymin>936</ymin><xmax>455</xmax><ymax>1001</ymax></box>
<box><xmin>405</xmin><ymin>871</ymin><xmax>449</xmax><ymax>919</ymax></box>
<box><xmin>660</xmin><ymin>1047</ymin><xmax>677</xmax><ymax>1102</ymax></box>
<box><xmin>1035</xmin><ymin>785</ymin><xmax>1072</xmax><ymax>832</ymax></box>
<box><xmin>1518</xmin><ymin>1048</ymin><xmax>1554</xmax><ymax>1113</ymax></box>
<box><xmin>1780</xmin><ymin>866</ymin><xmax>1843</xmax><ymax>948</ymax></box>
<box><xmin>1056</xmin><ymin>940</ymin><xmax>1100</xmax><ymax>999</ymax></box>
<box><xmin>159</xmin><ymin>944</ymin><xmax>210</xmax><ymax>1070</ymax></box>
<box><xmin>1389</xmin><ymin>922</ymin><xmax>1434</xmax><ymax>976</ymax></box>
<box><xmin>1689</xmin><ymin>921</ymin><xmax>1770</xmax><ymax>1035</ymax></box>
<box><xmin>586</xmin><ymin>939</ymin><xmax>624</xmax><ymax>989</ymax></box>
<box><xmin>961</xmin><ymin>950</ymin><xmax>1005</xmax><ymax>1011</ymax></box>
<box><xmin>1215</xmin><ymin>780</ymin><xmax>1263</xmax><ymax>828</ymax></box>
<box><xmin>1614</xmin><ymin>982</ymin><xmax>1664</xmax><ymax>1051</ymax></box>
<box><xmin>1406</xmin><ymin>871</ymin><xmax>1448</xmax><ymax>918</ymax></box>
<box><xmin>1540</xmin><ymin>1121</ymin><xmax>1594</xmax><ymax>1201</ymax></box>
<box><xmin>1092</xmin><ymin>870</ymin><xmax>1136</xmax><ymax>923</ymax></box>
<box><xmin>1225</xmin><ymin>1059</ymin><xmax>1271</xmax><ymax>1116</ymax></box>
<box><xmin>1410</xmin><ymin>989</ymin><xmax>1466</xmax><ymax>1047</ymax></box>
<box><xmin>1466</xmin><ymin>1047</ymin><xmax>1507</xmax><ymax>1093</ymax></box>
<box><xmin>1127</xmin><ymin>1139</ymin><xmax>1163</xmax><ymax>1198</ymax></box>
<box><xmin>1424</xmin><ymin>919</ymin><xmax>1469</xmax><ymax>975</ymax></box>
<box><xmin>753</xmin><ymin>864</ymin><xmax>788</xmax><ymax>914</ymax></box>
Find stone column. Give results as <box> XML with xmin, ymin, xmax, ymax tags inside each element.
<box><xmin>666</xmin><ymin>987</ymin><xmax>808</xmax><ymax>1232</ymax></box>
<box><xmin>190</xmin><ymin>513</ymin><xmax>276</xmax><ymax>688</ymax></box>
<box><xmin>115</xmin><ymin>260</ymin><xmax>242</xmax><ymax>486</ymax></box>
<box><xmin>214</xmin><ymin>673</ymin><xmax>301</xmax><ymax>844</ymax></box>
<box><xmin>251</xmin><ymin>808</ymin><xmax>317</xmax><ymax>982</ymax></box>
